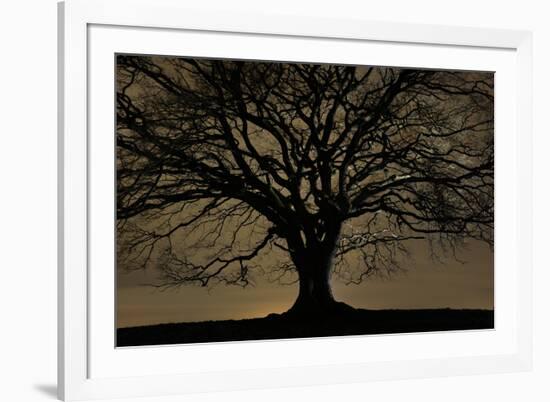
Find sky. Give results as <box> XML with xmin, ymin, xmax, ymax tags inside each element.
<box><xmin>117</xmin><ymin>239</ymin><xmax>493</xmax><ymax>328</ymax></box>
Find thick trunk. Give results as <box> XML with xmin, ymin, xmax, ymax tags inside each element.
<box><xmin>285</xmin><ymin>240</ymin><xmax>353</xmax><ymax>318</ymax></box>
<box><xmin>289</xmin><ymin>253</ymin><xmax>335</xmax><ymax>315</ymax></box>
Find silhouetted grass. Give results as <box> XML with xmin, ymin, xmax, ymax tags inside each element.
<box><xmin>117</xmin><ymin>308</ymin><xmax>493</xmax><ymax>347</ymax></box>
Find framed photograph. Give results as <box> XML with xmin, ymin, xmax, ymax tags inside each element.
<box><xmin>58</xmin><ymin>0</ymin><xmax>533</xmax><ymax>400</ymax></box>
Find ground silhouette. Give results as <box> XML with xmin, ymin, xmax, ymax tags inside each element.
<box><xmin>117</xmin><ymin>308</ymin><xmax>493</xmax><ymax>347</ymax></box>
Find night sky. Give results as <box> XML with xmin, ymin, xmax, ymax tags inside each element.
<box><xmin>117</xmin><ymin>238</ymin><xmax>492</xmax><ymax>328</ymax></box>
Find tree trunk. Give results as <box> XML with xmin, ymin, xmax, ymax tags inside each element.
<box><xmin>290</xmin><ymin>253</ymin><xmax>334</xmax><ymax>314</ymax></box>
<box><xmin>285</xmin><ymin>241</ymin><xmax>354</xmax><ymax>318</ymax></box>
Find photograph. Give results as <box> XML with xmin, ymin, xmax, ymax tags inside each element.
<box><xmin>115</xmin><ymin>54</ymin><xmax>494</xmax><ymax>347</ymax></box>
<box><xmin>4</xmin><ymin>0</ymin><xmax>547</xmax><ymax>401</ymax></box>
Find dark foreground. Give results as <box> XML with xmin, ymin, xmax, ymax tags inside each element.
<box><xmin>117</xmin><ymin>308</ymin><xmax>493</xmax><ymax>347</ymax></box>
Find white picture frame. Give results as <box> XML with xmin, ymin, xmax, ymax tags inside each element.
<box><xmin>58</xmin><ymin>0</ymin><xmax>533</xmax><ymax>400</ymax></box>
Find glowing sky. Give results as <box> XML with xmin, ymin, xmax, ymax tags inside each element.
<box><xmin>117</xmin><ymin>239</ymin><xmax>493</xmax><ymax>328</ymax></box>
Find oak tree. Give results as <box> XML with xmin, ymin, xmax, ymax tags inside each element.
<box><xmin>116</xmin><ymin>56</ymin><xmax>493</xmax><ymax>316</ymax></box>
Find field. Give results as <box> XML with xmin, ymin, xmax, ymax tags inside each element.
<box><xmin>117</xmin><ymin>308</ymin><xmax>494</xmax><ymax>347</ymax></box>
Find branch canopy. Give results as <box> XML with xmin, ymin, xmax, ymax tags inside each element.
<box><xmin>116</xmin><ymin>55</ymin><xmax>494</xmax><ymax>288</ymax></box>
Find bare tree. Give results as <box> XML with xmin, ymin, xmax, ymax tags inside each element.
<box><xmin>116</xmin><ymin>55</ymin><xmax>493</xmax><ymax>316</ymax></box>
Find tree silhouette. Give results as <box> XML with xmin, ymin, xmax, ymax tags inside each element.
<box><xmin>116</xmin><ymin>55</ymin><xmax>493</xmax><ymax>317</ymax></box>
